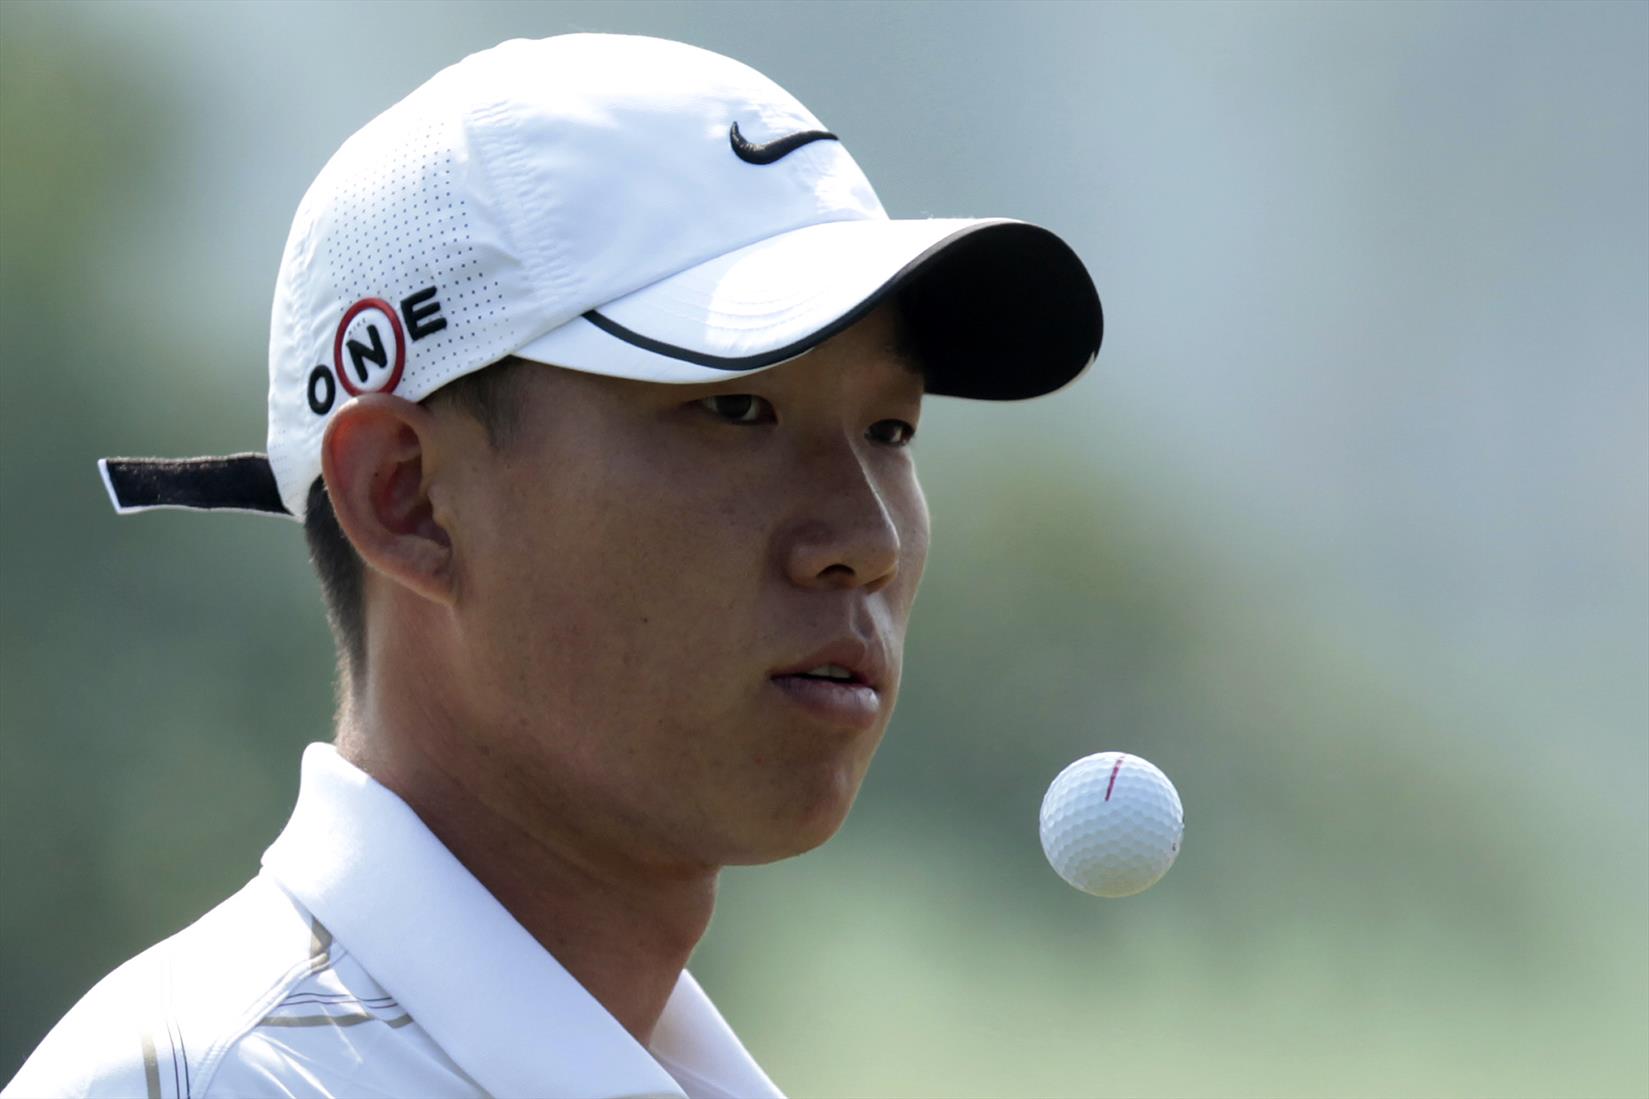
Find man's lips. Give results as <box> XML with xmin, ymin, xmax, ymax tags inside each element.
<box><xmin>768</xmin><ymin>675</ymin><xmax>881</xmax><ymax>731</ymax></box>
<box><xmin>769</xmin><ymin>641</ymin><xmax>888</xmax><ymax>731</ymax></box>
<box><xmin>769</xmin><ymin>640</ymin><xmax>885</xmax><ymax>691</ymax></box>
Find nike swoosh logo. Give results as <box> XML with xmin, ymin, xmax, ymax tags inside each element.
<box><xmin>729</xmin><ymin>121</ymin><xmax>839</xmax><ymax>165</ymax></box>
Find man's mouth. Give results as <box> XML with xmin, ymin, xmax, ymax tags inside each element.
<box><xmin>768</xmin><ymin>673</ymin><xmax>880</xmax><ymax>730</ymax></box>
<box><xmin>769</xmin><ymin>648</ymin><xmax>885</xmax><ymax>731</ymax></box>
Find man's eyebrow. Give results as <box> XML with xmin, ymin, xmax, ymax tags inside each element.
<box><xmin>882</xmin><ymin>318</ymin><xmax>927</xmax><ymax>382</ymax></box>
<box><xmin>884</xmin><ymin>341</ymin><xmax>926</xmax><ymax>379</ymax></box>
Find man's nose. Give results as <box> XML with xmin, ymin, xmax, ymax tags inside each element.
<box><xmin>779</xmin><ymin>444</ymin><xmax>901</xmax><ymax>593</ymax></box>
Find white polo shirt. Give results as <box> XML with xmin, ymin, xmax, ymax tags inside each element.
<box><xmin>6</xmin><ymin>744</ymin><xmax>784</xmax><ymax>1099</ymax></box>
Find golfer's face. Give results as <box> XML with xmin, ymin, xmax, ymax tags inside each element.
<box><xmin>448</xmin><ymin>304</ymin><xmax>929</xmax><ymax>866</ymax></box>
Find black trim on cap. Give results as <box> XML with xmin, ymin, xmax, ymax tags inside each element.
<box><xmin>582</xmin><ymin>304</ymin><xmax>878</xmax><ymax>373</ymax></box>
<box><xmin>99</xmin><ymin>454</ymin><xmax>290</xmax><ymax>517</ymax></box>
<box><xmin>582</xmin><ymin>220</ymin><xmax>1103</xmax><ymax>401</ymax></box>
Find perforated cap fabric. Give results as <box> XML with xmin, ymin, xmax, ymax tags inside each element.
<box><xmin>100</xmin><ymin>33</ymin><xmax>1103</xmax><ymax>521</ymax></box>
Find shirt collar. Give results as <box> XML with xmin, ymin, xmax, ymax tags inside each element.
<box><xmin>261</xmin><ymin>743</ymin><xmax>782</xmax><ymax>1099</ymax></box>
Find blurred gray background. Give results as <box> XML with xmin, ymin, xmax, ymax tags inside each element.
<box><xmin>2</xmin><ymin>2</ymin><xmax>1645</xmax><ymax>1096</ymax></box>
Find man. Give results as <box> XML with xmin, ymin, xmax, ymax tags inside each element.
<box><xmin>6</xmin><ymin>33</ymin><xmax>1100</xmax><ymax>1098</ymax></box>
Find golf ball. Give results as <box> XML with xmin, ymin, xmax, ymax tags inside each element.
<box><xmin>1040</xmin><ymin>752</ymin><xmax>1184</xmax><ymax>897</ymax></box>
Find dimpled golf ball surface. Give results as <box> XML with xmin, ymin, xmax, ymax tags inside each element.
<box><xmin>1040</xmin><ymin>752</ymin><xmax>1184</xmax><ymax>898</ymax></box>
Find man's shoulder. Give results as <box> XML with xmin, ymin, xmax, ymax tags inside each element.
<box><xmin>4</xmin><ymin>873</ymin><xmax>330</xmax><ymax>1098</ymax></box>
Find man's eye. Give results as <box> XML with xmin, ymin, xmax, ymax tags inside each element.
<box><xmin>697</xmin><ymin>394</ymin><xmax>774</xmax><ymax>424</ymax></box>
<box><xmin>868</xmin><ymin>419</ymin><xmax>916</xmax><ymax>447</ymax></box>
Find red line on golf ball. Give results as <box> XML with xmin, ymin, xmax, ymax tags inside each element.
<box><xmin>1105</xmin><ymin>754</ymin><xmax>1127</xmax><ymax>801</ymax></box>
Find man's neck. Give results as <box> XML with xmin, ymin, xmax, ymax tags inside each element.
<box><xmin>336</xmin><ymin>700</ymin><xmax>718</xmax><ymax>1048</ymax></box>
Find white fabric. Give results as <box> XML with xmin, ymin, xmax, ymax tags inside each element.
<box><xmin>5</xmin><ymin>744</ymin><xmax>783</xmax><ymax>1099</ymax></box>
<box><xmin>100</xmin><ymin>33</ymin><xmax>1099</xmax><ymax>522</ymax></box>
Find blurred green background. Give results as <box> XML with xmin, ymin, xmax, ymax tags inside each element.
<box><xmin>2</xmin><ymin>2</ymin><xmax>1645</xmax><ymax>1096</ymax></box>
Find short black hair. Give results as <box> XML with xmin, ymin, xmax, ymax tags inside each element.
<box><xmin>302</xmin><ymin>356</ymin><xmax>536</xmax><ymax>696</ymax></box>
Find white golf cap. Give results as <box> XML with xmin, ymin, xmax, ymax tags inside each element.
<box><xmin>99</xmin><ymin>33</ymin><xmax>1102</xmax><ymax>521</ymax></box>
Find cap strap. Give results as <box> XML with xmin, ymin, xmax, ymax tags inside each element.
<box><xmin>98</xmin><ymin>454</ymin><xmax>290</xmax><ymax>517</ymax></box>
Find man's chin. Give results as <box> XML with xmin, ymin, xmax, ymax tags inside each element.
<box><xmin>722</xmin><ymin>791</ymin><xmax>861</xmax><ymax>866</ymax></box>
<box><xmin>724</xmin><ymin>835</ymin><xmax>840</xmax><ymax>867</ymax></box>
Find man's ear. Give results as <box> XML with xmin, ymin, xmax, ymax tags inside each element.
<box><xmin>320</xmin><ymin>394</ymin><xmax>455</xmax><ymax>607</ymax></box>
